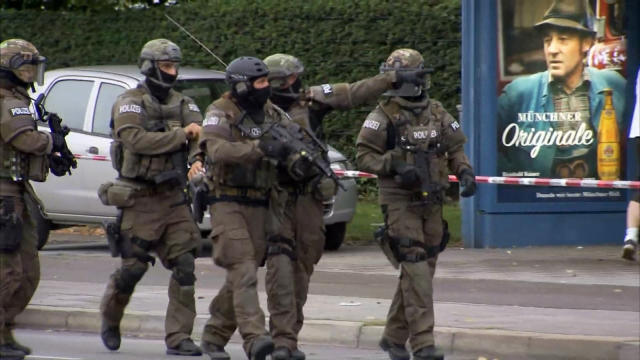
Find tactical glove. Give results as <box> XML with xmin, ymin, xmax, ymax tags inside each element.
<box><xmin>51</xmin><ymin>133</ymin><xmax>66</xmax><ymax>153</ymax></box>
<box><xmin>258</xmin><ymin>137</ymin><xmax>287</xmax><ymax>160</ymax></box>
<box><xmin>393</xmin><ymin>161</ymin><xmax>421</xmax><ymax>189</ymax></box>
<box><xmin>393</xmin><ymin>69</ymin><xmax>428</xmax><ymax>89</ymax></box>
<box><xmin>459</xmin><ymin>168</ymin><xmax>476</xmax><ymax>197</ymax></box>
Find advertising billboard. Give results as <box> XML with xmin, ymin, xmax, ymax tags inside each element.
<box><xmin>496</xmin><ymin>0</ymin><xmax>628</xmax><ymax>203</ymax></box>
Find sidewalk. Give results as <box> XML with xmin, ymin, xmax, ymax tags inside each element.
<box><xmin>16</xmin><ymin>236</ymin><xmax>640</xmax><ymax>359</ymax></box>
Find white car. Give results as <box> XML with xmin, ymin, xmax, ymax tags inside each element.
<box><xmin>29</xmin><ymin>65</ymin><xmax>357</xmax><ymax>251</ymax></box>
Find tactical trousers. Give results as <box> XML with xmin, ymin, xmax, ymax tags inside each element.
<box><xmin>100</xmin><ymin>190</ymin><xmax>199</xmax><ymax>348</ymax></box>
<box><xmin>202</xmin><ymin>201</ymin><xmax>269</xmax><ymax>355</ymax></box>
<box><xmin>382</xmin><ymin>201</ymin><xmax>442</xmax><ymax>352</ymax></box>
<box><xmin>266</xmin><ymin>191</ymin><xmax>297</xmax><ymax>350</ymax></box>
<box><xmin>0</xmin><ymin>192</ymin><xmax>40</xmax><ymax>345</ymax></box>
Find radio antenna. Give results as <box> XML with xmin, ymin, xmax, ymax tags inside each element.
<box><xmin>165</xmin><ymin>13</ymin><xmax>228</xmax><ymax>68</ymax></box>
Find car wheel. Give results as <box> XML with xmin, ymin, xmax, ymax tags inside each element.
<box><xmin>25</xmin><ymin>195</ymin><xmax>51</xmax><ymax>250</ymax></box>
<box><xmin>324</xmin><ymin>222</ymin><xmax>347</xmax><ymax>251</ymax></box>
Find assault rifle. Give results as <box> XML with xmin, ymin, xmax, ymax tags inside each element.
<box><xmin>397</xmin><ymin>141</ymin><xmax>444</xmax><ymax>205</ymax></box>
<box><xmin>33</xmin><ymin>94</ymin><xmax>77</xmax><ymax>176</ymax></box>
<box><xmin>263</xmin><ymin>121</ymin><xmax>344</xmax><ymax>190</ymax></box>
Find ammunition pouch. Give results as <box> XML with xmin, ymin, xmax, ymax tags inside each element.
<box><xmin>98</xmin><ymin>181</ymin><xmax>138</xmax><ymax>208</ymax></box>
<box><xmin>110</xmin><ymin>141</ymin><xmax>123</xmax><ymax>172</ymax></box>
<box><xmin>0</xmin><ymin>197</ymin><xmax>22</xmax><ymax>253</ymax></box>
<box><xmin>27</xmin><ymin>154</ymin><xmax>49</xmax><ymax>182</ymax></box>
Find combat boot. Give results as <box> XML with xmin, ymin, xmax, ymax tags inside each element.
<box><xmin>272</xmin><ymin>346</ymin><xmax>291</xmax><ymax>360</ymax></box>
<box><xmin>0</xmin><ymin>343</ymin><xmax>25</xmax><ymax>360</ymax></box>
<box><xmin>413</xmin><ymin>345</ymin><xmax>444</xmax><ymax>360</ymax></box>
<box><xmin>3</xmin><ymin>331</ymin><xmax>31</xmax><ymax>355</ymax></box>
<box><xmin>291</xmin><ymin>348</ymin><xmax>306</xmax><ymax>360</ymax></box>
<box><xmin>166</xmin><ymin>338</ymin><xmax>202</xmax><ymax>356</ymax></box>
<box><xmin>248</xmin><ymin>335</ymin><xmax>274</xmax><ymax>360</ymax></box>
<box><xmin>622</xmin><ymin>239</ymin><xmax>638</xmax><ymax>261</ymax></box>
<box><xmin>379</xmin><ymin>337</ymin><xmax>409</xmax><ymax>360</ymax></box>
<box><xmin>100</xmin><ymin>321</ymin><xmax>121</xmax><ymax>351</ymax></box>
<box><xmin>201</xmin><ymin>340</ymin><xmax>230</xmax><ymax>360</ymax></box>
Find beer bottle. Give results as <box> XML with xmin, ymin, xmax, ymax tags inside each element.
<box><xmin>596</xmin><ymin>88</ymin><xmax>620</xmax><ymax>180</ymax></box>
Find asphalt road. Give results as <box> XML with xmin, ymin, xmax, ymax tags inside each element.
<box><xmin>15</xmin><ymin>329</ymin><xmax>554</xmax><ymax>360</ymax></box>
<box><xmin>40</xmin><ymin>245</ymin><xmax>639</xmax><ymax>313</ymax></box>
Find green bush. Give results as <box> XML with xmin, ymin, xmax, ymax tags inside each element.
<box><xmin>1</xmin><ymin>0</ymin><xmax>461</xmax><ymax>161</ymax></box>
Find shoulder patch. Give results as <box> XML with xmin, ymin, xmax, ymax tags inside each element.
<box><xmin>188</xmin><ymin>103</ymin><xmax>200</xmax><ymax>112</ymax></box>
<box><xmin>10</xmin><ymin>107</ymin><xmax>31</xmax><ymax>116</ymax></box>
<box><xmin>321</xmin><ymin>84</ymin><xmax>333</xmax><ymax>95</ymax></box>
<box><xmin>203</xmin><ymin>115</ymin><xmax>220</xmax><ymax>126</ymax></box>
<box><xmin>119</xmin><ymin>104</ymin><xmax>142</xmax><ymax>114</ymax></box>
<box><xmin>450</xmin><ymin>121</ymin><xmax>460</xmax><ymax>132</ymax></box>
<box><xmin>363</xmin><ymin>119</ymin><xmax>381</xmax><ymax>130</ymax></box>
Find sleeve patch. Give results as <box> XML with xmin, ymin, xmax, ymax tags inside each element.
<box><xmin>321</xmin><ymin>84</ymin><xmax>333</xmax><ymax>95</ymax></box>
<box><xmin>363</xmin><ymin>119</ymin><xmax>381</xmax><ymax>130</ymax></box>
<box><xmin>119</xmin><ymin>104</ymin><xmax>142</xmax><ymax>114</ymax></box>
<box><xmin>450</xmin><ymin>121</ymin><xmax>460</xmax><ymax>132</ymax></box>
<box><xmin>188</xmin><ymin>103</ymin><xmax>200</xmax><ymax>112</ymax></box>
<box><xmin>203</xmin><ymin>115</ymin><xmax>220</xmax><ymax>126</ymax></box>
<box><xmin>10</xmin><ymin>107</ymin><xmax>31</xmax><ymax>116</ymax></box>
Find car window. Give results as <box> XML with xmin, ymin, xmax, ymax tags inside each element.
<box><xmin>93</xmin><ymin>83</ymin><xmax>126</xmax><ymax>136</ymax></box>
<box><xmin>44</xmin><ymin>79</ymin><xmax>93</xmax><ymax>131</ymax></box>
<box><xmin>175</xmin><ymin>79</ymin><xmax>228</xmax><ymax>114</ymax></box>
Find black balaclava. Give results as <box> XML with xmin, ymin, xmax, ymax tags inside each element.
<box><xmin>270</xmin><ymin>78</ymin><xmax>302</xmax><ymax>111</ymax></box>
<box><xmin>234</xmin><ymin>80</ymin><xmax>272</xmax><ymax>123</ymax></box>
<box><xmin>145</xmin><ymin>67</ymin><xmax>177</xmax><ymax>102</ymax></box>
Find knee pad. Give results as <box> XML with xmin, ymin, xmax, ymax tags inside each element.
<box><xmin>171</xmin><ymin>252</ymin><xmax>196</xmax><ymax>286</ymax></box>
<box><xmin>115</xmin><ymin>261</ymin><xmax>148</xmax><ymax>294</ymax></box>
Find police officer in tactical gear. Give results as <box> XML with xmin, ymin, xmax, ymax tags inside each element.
<box><xmin>356</xmin><ymin>49</ymin><xmax>476</xmax><ymax>360</ymax></box>
<box><xmin>262</xmin><ymin>53</ymin><xmax>427</xmax><ymax>360</ymax></box>
<box><xmin>0</xmin><ymin>39</ymin><xmax>60</xmax><ymax>360</ymax></box>
<box><xmin>98</xmin><ymin>39</ymin><xmax>203</xmax><ymax>356</ymax></box>
<box><xmin>199</xmin><ymin>56</ymin><xmax>295</xmax><ymax>360</ymax></box>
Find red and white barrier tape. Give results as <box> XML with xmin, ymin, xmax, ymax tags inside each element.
<box><xmin>73</xmin><ymin>154</ymin><xmax>110</xmax><ymax>161</ymax></box>
<box><xmin>333</xmin><ymin>169</ymin><xmax>640</xmax><ymax>190</ymax></box>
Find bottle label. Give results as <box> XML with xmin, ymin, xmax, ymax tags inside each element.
<box><xmin>597</xmin><ymin>142</ymin><xmax>620</xmax><ymax>180</ymax></box>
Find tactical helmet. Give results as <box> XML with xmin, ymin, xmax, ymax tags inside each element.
<box><xmin>264</xmin><ymin>53</ymin><xmax>304</xmax><ymax>89</ymax></box>
<box><xmin>534</xmin><ymin>0</ymin><xmax>596</xmax><ymax>36</ymax></box>
<box><xmin>380</xmin><ymin>48</ymin><xmax>429</xmax><ymax>97</ymax></box>
<box><xmin>0</xmin><ymin>39</ymin><xmax>47</xmax><ymax>86</ymax></box>
<box><xmin>138</xmin><ymin>39</ymin><xmax>182</xmax><ymax>87</ymax></box>
<box><xmin>225</xmin><ymin>56</ymin><xmax>269</xmax><ymax>96</ymax></box>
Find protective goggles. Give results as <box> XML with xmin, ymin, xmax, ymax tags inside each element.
<box><xmin>9</xmin><ymin>52</ymin><xmax>47</xmax><ymax>69</ymax></box>
<box><xmin>9</xmin><ymin>52</ymin><xmax>47</xmax><ymax>86</ymax></box>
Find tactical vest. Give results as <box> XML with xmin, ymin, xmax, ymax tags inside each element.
<box><xmin>379</xmin><ymin>98</ymin><xmax>450</xmax><ymax>189</ymax></box>
<box><xmin>0</xmin><ymin>89</ymin><xmax>48</xmax><ymax>182</ymax></box>
<box><xmin>206</xmin><ymin>98</ymin><xmax>279</xmax><ymax>193</ymax></box>
<box><xmin>116</xmin><ymin>89</ymin><xmax>188</xmax><ymax>182</ymax></box>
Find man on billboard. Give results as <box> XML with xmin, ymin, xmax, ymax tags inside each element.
<box><xmin>497</xmin><ymin>0</ymin><xmax>626</xmax><ymax>179</ymax></box>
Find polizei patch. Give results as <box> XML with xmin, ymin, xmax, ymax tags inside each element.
<box><xmin>321</xmin><ymin>84</ymin><xmax>333</xmax><ymax>95</ymax></box>
<box><xmin>203</xmin><ymin>115</ymin><xmax>220</xmax><ymax>126</ymax></box>
<box><xmin>119</xmin><ymin>104</ymin><xmax>142</xmax><ymax>114</ymax></box>
<box><xmin>10</xmin><ymin>107</ymin><xmax>30</xmax><ymax>116</ymax></box>
<box><xmin>188</xmin><ymin>103</ymin><xmax>200</xmax><ymax>112</ymax></box>
<box><xmin>362</xmin><ymin>119</ymin><xmax>380</xmax><ymax>130</ymax></box>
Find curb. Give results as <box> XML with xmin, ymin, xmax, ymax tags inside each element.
<box><xmin>17</xmin><ymin>307</ymin><xmax>639</xmax><ymax>359</ymax></box>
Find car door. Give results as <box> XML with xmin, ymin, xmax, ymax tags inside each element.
<box><xmin>31</xmin><ymin>77</ymin><xmax>127</xmax><ymax>222</ymax></box>
<box><xmin>80</xmin><ymin>80</ymin><xmax>129</xmax><ymax>218</ymax></box>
